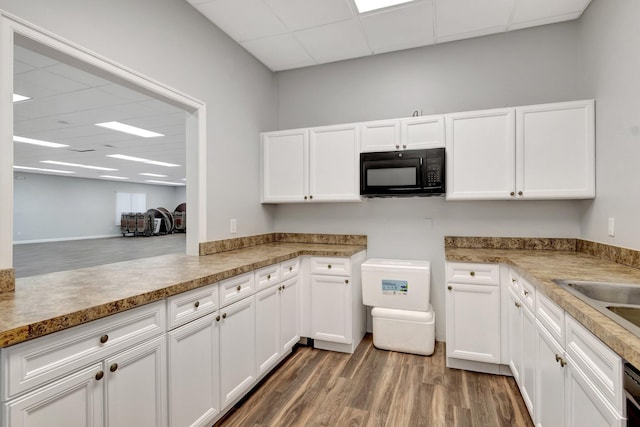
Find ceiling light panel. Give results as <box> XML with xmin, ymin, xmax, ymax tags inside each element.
<box><xmin>139</xmin><ymin>173</ymin><xmax>168</xmax><ymax>177</ymax></box>
<box><xmin>107</xmin><ymin>154</ymin><xmax>180</xmax><ymax>167</ymax></box>
<box><xmin>13</xmin><ymin>136</ymin><xmax>68</xmax><ymax>148</ymax></box>
<box><xmin>14</xmin><ymin>165</ymin><xmax>75</xmax><ymax>174</ymax></box>
<box><xmin>13</xmin><ymin>93</ymin><xmax>31</xmax><ymax>102</ymax></box>
<box><xmin>41</xmin><ymin>160</ymin><xmax>118</xmax><ymax>171</ymax></box>
<box><xmin>145</xmin><ymin>180</ymin><xmax>186</xmax><ymax>186</ymax></box>
<box><xmin>100</xmin><ymin>175</ymin><xmax>130</xmax><ymax>180</ymax></box>
<box><xmin>354</xmin><ymin>0</ymin><xmax>415</xmax><ymax>13</ymax></box>
<box><xmin>95</xmin><ymin>121</ymin><xmax>164</xmax><ymax>138</ymax></box>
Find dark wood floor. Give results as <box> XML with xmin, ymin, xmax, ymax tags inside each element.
<box><xmin>13</xmin><ymin>233</ymin><xmax>186</xmax><ymax>277</ymax></box>
<box><xmin>215</xmin><ymin>334</ymin><xmax>534</xmax><ymax>427</ymax></box>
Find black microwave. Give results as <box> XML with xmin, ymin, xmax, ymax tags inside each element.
<box><xmin>360</xmin><ymin>148</ymin><xmax>445</xmax><ymax>197</ymax></box>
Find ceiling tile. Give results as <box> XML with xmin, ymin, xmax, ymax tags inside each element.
<box><xmin>295</xmin><ymin>19</ymin><xmax>372</xmax><ymax>64</ymax></box>
<box><xmin>265</xmin><ymin>0</ymin><xmax>355</xmax><ymax>31</ymax></box>
<box><xmin>241</xmin><ymin>33</ymin><xmax>315</xmax><ymax>71</ymax></box>
<box><xmin>360</xmin><ymin>1</ymin><xmax>434</xmax><ymax>54</ymax></box>
<box><xmin>510</xmin><ymin>0</ymin><xmax>590</xmax><ymax>29</ymax></box>
<box><xmin>194</xmin><ymin>0</ymin><xmax>288</xmax><ymax>42</ymax></box>
<box><xmin>435</xmin><ymin>0</ymin><xmax>515</xmax><ymax>42</ymax></box>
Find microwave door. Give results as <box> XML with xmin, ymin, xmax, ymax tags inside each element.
<box><xmin>362</xmin><ymin>157</ymin><xmax>422</xmax><ymax>195</ymax></box>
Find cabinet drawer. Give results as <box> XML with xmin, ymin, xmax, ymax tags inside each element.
<box><xmin>565</xmin><ymin>315</ymin><xmax>623</xmax><ymax>413</ymax></box>
<box><xmin>446</xmin><ymin>262</ymin><xmax>499</xmax><ymax>285</ymax></box>
<box><xmin>255</xmin><ymin>264</ymin><xmax>281</xmax><ymax>291</ymax></box>
<box><xmin>219</xmin><ymin>272</ymin><xmax>255</xmax><ymax>307</ymax></box>
<box><xmin>281</xmin><ymin>258</ymin><xmax>300</xmax><ymax>280</ymax></box>
<box><xmin>1</xmin><ymin>301</ymin><xmax>165</xmax><ymax>400</ymax></box>
<box><xmin>310</xmin><ymin>257</ymin><xmax>351</xmax><ymax>276</ymax></box>
<box><xmin>536</xmin><ymin>291</ymin><xmax>565</xmax><ymax>347</ymax></box>
<box><xmin>167</xmin><ymin>284</ymin><xmax>218</xmax><ymax>330</ymax></box>
<box><xmin>520</xmin><ymin>277</ymin><xmax>536</xmax><ymax>311</ymax></box>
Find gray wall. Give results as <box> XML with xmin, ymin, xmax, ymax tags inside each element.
<box><xmin>13</xmin><ymin>172</ymin><xmax>184</xmax><ymax>242</ymax></box>
<box><xmin>578</xmin><ymin>0</ymin><xmax>640</xmax><ymax>250</ymax></box>
<box><xmin>0</xmin><ymin>0</ymin><xmax>278</xmax><ymax>240</ymax></box>
<box><xmin>275</xmin><ymin>22</ymin><xmax>586</xmax><ymax>340</ymax></box>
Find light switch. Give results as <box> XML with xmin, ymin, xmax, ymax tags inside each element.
<box><xmin>608</xmin><ymin>218</ymin><xmax>615</xmax><ymax>237</ymax></box>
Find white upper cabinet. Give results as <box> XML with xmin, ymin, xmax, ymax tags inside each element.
<box><xmin>445</xmin><ymin>108</ymin><xmax>516</xmax><ymax>200</ymax></box>
<box><xmin>261</xmin><ymin>124</ymin><xmax>360</xmax><ymax>203</ymax></box>
<box><xmin>446</xmin><ymin>100</ymin><xmax>595</xmax><ymax>200</ymax></box>
<box><xmin>516</xmin><ymin>100</ymin><xmax>595</xmax><ymax>199</ymax></box>
<box><xmin>308</xmin><ymin>124</ymin><xmax>360</xmax><ymax>202</ymax></box>
<box><xmin>360</xmin><ymin>116</ymin><xmax>445</xmax><ymax>152</ymax></box>
<box><xmin>261</xmin><ymin>129</ymin><xmax>308</xmax><ymax>203</ymax></box>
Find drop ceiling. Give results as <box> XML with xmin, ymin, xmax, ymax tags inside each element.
<box><xmin>13</xmin><ymin>45</ymin><xmax>187</xmax><ymax>186</ymax></box>
<box><xmin>186</xmin><ymin>0</ymin><xmax>592</xmax><ymax>71</ymax></box>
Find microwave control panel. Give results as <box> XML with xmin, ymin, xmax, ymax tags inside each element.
<box><xmin>425</xmin><ymin>155</ymin><xmax>443</xmax><ymax>188</ymax></box>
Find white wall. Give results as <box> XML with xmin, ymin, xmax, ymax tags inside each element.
<box><xmin>13</xmin><ymin>172</ymin><xmax>183</xmax><ymax>242</ymax></box>
<box><xmin>275</xmin><ymin>22</ymin><xmax>586</xmax><ymax>340</ymax></box>
<box><xmin>0</xmin><ymin>0</ymin><xmax>278</xmax><ymax>241</ymax></box>
<box><xmin>578</xmin><ymin>0</ymin><xmax>640</xmax><ymax>250</ymax></box>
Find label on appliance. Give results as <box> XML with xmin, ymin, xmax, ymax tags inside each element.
<box><xmin>382</xmin><ymin>279</ymin><xmax>408</xmax><ymax>295</ymax></box>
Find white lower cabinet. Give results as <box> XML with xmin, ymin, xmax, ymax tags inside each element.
<box><xmin>311</xmin><ymin>274</ymin><xmax>352</xmax><ymax>344</ymax></box>
<box><xmin>536</xmin><ymin>318</ymin><xmax>566</xmax><ymax>427</ymax></box>
<box><xmin>167</xmin><ymin>313</ymin><xmax>220</xmax><ymax>427</ymax></box>
<box><xmin>508</xmin><ymin>289</ymin><xmax>523</xmax><ymax>384</ymax></box>
<box><xmin>105</xmin><ymin>335</ymin><xmax>167</xmax><ymax>427</ymax></box>
<box><xmin>219</xmin><ymin>296</ymin><xmax>256</xmax><ymax>409</ymax></box>
<box><xmin>521</xmin><ymin>303</ymin><xmax>536</xmax><ymax>416</ymax></box>
<box><xmin>3</xmin><ymin>363</ymin><xmax>104</xmax><ymax>427</ymax></box>
<box><xmin>279</xmin><ymin>275</ymin><xmax>300</xmax><ymax>353</ymax></box>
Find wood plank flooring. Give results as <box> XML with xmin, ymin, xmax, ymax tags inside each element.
<box><xmin>13</xmin><ymin>233</ymin><xmax>186</xmax><ymax>277</ymax></box>
<box><xmin>215</xmin><ymin>335</ymin><xmax>533</xmax><ymax>427</ymax></box>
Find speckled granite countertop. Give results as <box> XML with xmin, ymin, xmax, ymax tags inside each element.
<box><xmin>446</xmin><ymin>247</ymin><xmax>640</xmax><ymax>368</ymax></box>
<box><xmin>0</xmin><ymin>241</ymin><xmax>366</xmax><ymax>348</ymax></box>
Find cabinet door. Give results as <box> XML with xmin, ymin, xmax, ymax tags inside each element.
<box><xmin>536</xmin><ymin>319</ymin><xmax>566</xmax><ymax>427</ymax></box>
<box><xmin>308</xmin><ymin>124</ymin><xmax>360</xmax><ymax>202</ymax></box>
<box><xmin>167</xmin><ymin>314</ymin><xmax>219</xmax><ymax>427</ymax></box>
<box><xmin>508</xmin><ymin>290</ymin><xmax>523</xmax><ymax>384</ymax></box>
<box><xmin>566</xmin><ymin>359</ymin><xmax>624</xmax><ymax>427</ymax></box>
<box><xmin>262</xmin><ymin>129</ymin><xmax>308</xmax><ymax>203</ymax></box>
<box><xmin>311</xmin><ymin>275</ymin><xmax>352</xmax><ymax>344</ymax></box>
<box><xmin>280</xmin><ymin>275</ymin><xmax>300</xmax><ymax>353</ymax></box>
<box><xmin>219</xmin><ymin>297</ymin><xmax>256</xmax><ymax>408</ymax></box>
<box><xmin>105</xmin><ymin>335</ymin><xmax>167</xmax><ymax>427</ymax></box>
<box><xmin>516</xmin><ymin>100</ymin><xmax>595</xmax><ymax>199</ymax></box>
<box><xmin>445</xmin><ymin>282</ymin><xmax>500</xmax><ymax>363</ymax></box>
<box><xmin>445</xmin><ymin>108</ymin><xmax>515</xmax><ymax>200</ymax></box>
<box><xmin>521</xmin><ymin>304</ymin><xmax>536</xmax><ymax>417</ymax></box>
<box><xmin>360</xmin><ymin>119</ymin><xmax>400</xmax><ymax>152</ymax></box>
<box><xmin>256</xmin><ymin>286</ymin><xmax>281</xmax><ymax>377</ymax></box>
<box><xmin>400</xmin><ymin>115</ymin><xmax>445</xmax><ymax>149</ymax></box>
<box><xmin>4</xmin><ymin>363</ymin><xmax>104</xmax><ymax>427</ymax></box>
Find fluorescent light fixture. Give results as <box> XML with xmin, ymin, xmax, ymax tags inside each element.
<box><xmin>13</xmin><ymin>93</ymin><xmax>31</xmax><ymax>102</ymax></box>
<box><xmin>95</xmin><ymin>121</ymin><xmax>164</xmax><ymax>138</ymax></box>
<box><xmin>13</xmin><ymin>136</ymin><xmax>68</xmax><ymax>148</ymax></box>
<box><xmin>353</xmin><ymin>0</ymin><xmax>414</xmax><ymax>13</ymax></box>
<box><xmin>41</xmin><ymin>160</ymin><xmax>117</xmax><ymax>171</ymax></box>
<box><xmin>107</xmin><ymin>154</ymin><xmax>180</xmax><ymax>167</ymax></box>
<box><xmin>100</xmin><ymin>175</ymin><xmax>129</xmax><ymax>180</ymax></box>
<box><xmin>139</xmin><ymin>173</ymin><xmax>168</xmax><ymax>177</ymax></box>
<box><xmin>145</xmin><ymin>180</ymin><xmax>186</xmax><ymax>186</ymax></box>
<box><xmin>14</xmin><ymin>165</ymin><xmax>75</xmax><ymax>174</ymax></box>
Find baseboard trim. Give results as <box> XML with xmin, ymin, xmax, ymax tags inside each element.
<box><xmin>13</xmin><ymin>234</ymin><xmax>122</xmax><ymax>245</ymax></box>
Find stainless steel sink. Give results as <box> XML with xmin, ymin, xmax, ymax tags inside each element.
<box><xmin>552</xmin><ymin>279</ymin><xmax>640</xmax><ymax>337</ymax></box>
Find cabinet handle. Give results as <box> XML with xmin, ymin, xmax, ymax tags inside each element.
<box><xmin>100</xmin><ymin>334</ymin><xmax>109</xmax><ymax>344</ymax></box>
<box><xmin>110</xmin><ymin>363</ymin><xmax>118</xmax><ymax>373</ymax></box>
<box><xmin>510</xmin><ymin>191</ymin><xmax>515</xmax><ymax>196</ymax></box>
<box><xmin>555</xmin><ymin>354</ymin><xmax>561</xmax><ymax>363</ymax></box>
<box><xmin>518</xmin><ymin>191</ymin><xmax>523</xmax><ymax>196</ymax></box>
<box><xmin>402</xmin><ymin>144</ymin><xmax>407</xmax><ymax>149</ymax></box>
<box><xmin>194</xmin><ymin>301</ymin><xmax>200</xmax><ymax>308</ymax></box>
<box><xmin>523</xmin><ymin>290</ymin><xmax>529</xmax><ymax>296</ymax></box>
<box><xmin>560</xmin><ymin>358</ymin><xmax>567</xmax><ymax>368</ymax></box>
<box><xmin>515</xmin><ymin>302</ymin><xmax>521</xmax><ymax>308</ymax></box>
<box><xmin>278</xmin><ymin>286</ymin><xmax>282</xmax><ymax>291</ymax></box>
<box><xmin>304</xmin><ymin>196</ymin><xmax>308</xmax><ymax>200</ymax></box>
<box><xmin>216</xmin><ymin>315</ymin><xmax>221</xmax><ymax>321</ymax></box>
<box><xmin>395</xmin><ymin>144</ymin><xmax>400</xmax><ymax>149</ymax></box>
<box><xmin>289</xmin><ymin>266</ymin><xmax>293</xmax><ymax>272</ymax></box>
<box><xmin>345</xmin><ymin>279</ymin><xmax>349</xmax><ymax>284</ymax></box>
<box><xmin>309</xmin><ymin>195</ymin><xmax>313</xmax><ymax>200</ymax></box>
<box><xmin>447</xmin><ymin>285</ymin><xmax>452</xmax><ymax>291</ymax></box>
<box><xmin>267</xmin><ymin>274</ymin><xmax>271</xmax><ymax>280</ymax></box>
<box><xmin>237</xmin><ymin>285</ymin><xmax>242</xmax><ymax>292</ymax></box>
<box><xmin>469</xmin><ymin>271</ymin><xmax>475</xmax><ymax>277</ymax></box>
<box><xmin>328</xmin><ymin>264</ymin><xmax>332</xmax><ymax>269</ymax></box>
<box><xmin>222</xmin><ymin>313</ymin><xmax>227</xmax><ymax>319</ymax></box>
<box><xmin>511</xmin><ymin>278</ymin><xmax>517</xmax><ymax>283</ymax></box>
<box><xmin>95</xmin><ymin>371</ymin><xmax>104</xmax><ymax>381</ymax></box>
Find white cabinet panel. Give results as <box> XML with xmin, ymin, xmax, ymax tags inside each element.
<box><xmin>255</xmin><ymin>286</ymin><xmax>281</xmax><ymax>377</ymax></box>
<box><xmin>311</xmin><ymin>275</ymin><xmax>352</xmax><ymax>344</ymax></box>
<box><xmin>309</xmin><ymin>124</ymin><xmax>360</xmax><ymax>202</ymax></box>
<box><xmin>167</xmin><ymin>284</ymin><xmax>218</xmax><ymax>330</ymax></box>
<box><xmin>508</xmin><ymin>289</ymin><xmax>523</xmax><ymax>385</ymax></box>
<box><xmin>280</xmin><ymin>275</ymin><xmax>300</xmax><ymax>353</ymax></box>
<box><xmin>3</xmin><ymin>363</ymin><xmax>104</xmax><ymax>427</ymax></box>
<box><xmin>219</xmin><ymin>272</ymin><xmax>255</xmax><ymax>308</ymax></box>
<box><xmin>167</xmin><ymin>314</ymin><xmax>219</xmax><ymax>427</ymax></box>
<box><xmin>105</xmin><ymin>335</ymin><xmax>167</xmax><ymax>427</ymax></box>
<box><xmin>261</xmin><ymin>129</ymin><xmax>308</xmax><ymax>203</ymax></box>
<box><xmin>445</xmin><ymin>108</ymin><xmax>515</xmax><ymax>200</ymax></box>
<box><xmin>310</xmin><ymin>256</ymin><xmax>352</xmax><ymax>276</ymax></box>
<box><xmin>536</xmin><ymin>319</ymin><xmax>566</xmax><ymax>427</ymax></box>
<box><xmin>516</xmin><ymin>100</ymin><xmax>595</xmax><ymax>199</ymax></box>
<box><xmin>400</xmin><ymin>115</ymin><xmax>445</xmax><ymax>149</ymax></box>
<box><xmin>521</xmin><ymin>304</ymin><xmax>536</xmax><ymax>417</ymax></box>
<box><xmin>255</xmin><ymin>263</ymin><xmax>281</xmax><ymax>291</ymax></box>
<box><xmin>360</xmin><ymin>119</ymin><xmax>400</xmax><ymax>152</ymax></box>
<box><xmin>445</xmin><ymin>282</ymin><xmax>501</xmax><ymax>363</ymax></box>
<box><xmin>446</xmin><ymin>262</ymin><xmax>500</xmax><ymax>285</ymax></box>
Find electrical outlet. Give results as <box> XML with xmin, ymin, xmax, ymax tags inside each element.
<box><xmin>230</xmin><ymin>219</ymin><xmax>237</xmax><ymax>234</ymax></box>
<box><xmin>608</xmin><ymin>218</ymin><xmax>615</xmax><ymax>237</ymax></box>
